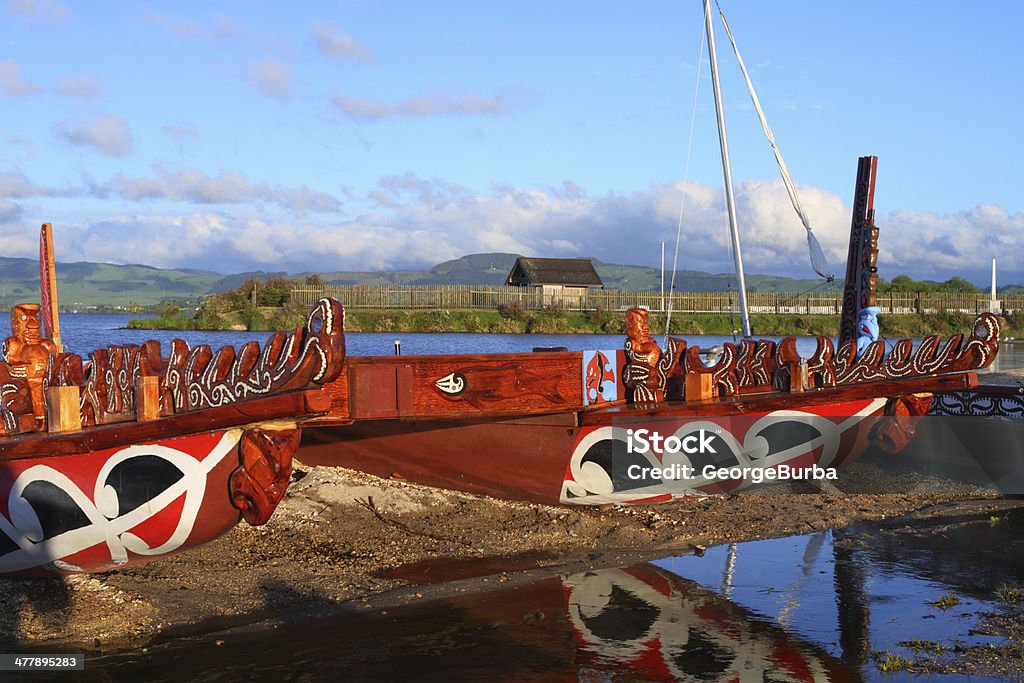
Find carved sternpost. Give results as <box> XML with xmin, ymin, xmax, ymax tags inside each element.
<box><xmin>839</xmin><ymin>156</ymin><xmax>880</xmax><ymax>348</ymax></box>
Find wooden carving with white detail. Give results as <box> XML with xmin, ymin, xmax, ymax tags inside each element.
<box><xmin>0</xmin><ymin>298</ymin><xmax>346</xmax><ymax>435</ymax></box>
<box><xmin>625</xmin><ymin>312</ymin><xmax>1000</xmax><ymax>404</ymax></box>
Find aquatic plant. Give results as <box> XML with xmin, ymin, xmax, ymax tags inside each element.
<box><xmin>875</xmin><ymin>650</ymin><xmax>914</xmax><ymax>673</ymax></box>
<box><xmin>899</xmin><ymin>639</ymin><xmax>951</xmax><ymax>654</ymax></box>
<box><xmin>926</xmin><ymin>593</ymin><xmax>962</xmax><ymax>610</ymax></box>
<box><xmin>993</xmin><ymin>583</ymin><xmax>1024</xmax><ymax>603</ymax></box>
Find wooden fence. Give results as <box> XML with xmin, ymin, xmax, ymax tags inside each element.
<box><xmin>291</xmin><ymin>285</ymin><xmax>1021</xmax><ymax>316</ymax></box>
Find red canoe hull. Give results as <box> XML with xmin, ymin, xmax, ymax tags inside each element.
<box><xmin>0</xmin><ymin>431</ymin><xmax>243</xmax><ymax>575</ymax></box>
<box><xmin>300</xmin><ymin>397</ymin><xmax>887</xmax><ymax>505</ymax></box>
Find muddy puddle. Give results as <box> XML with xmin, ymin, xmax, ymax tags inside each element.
<box><xmin>25</xmin><ymin>507</ymin><xmax>1024</xmax><ymax>681</ymax></box>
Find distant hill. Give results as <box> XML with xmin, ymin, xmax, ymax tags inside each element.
<box><xmin>313</xmin><ymin>253</ymin><xmax>836</xmax><ymax>293</ymax></box>
<box><xmin>0</xmin><ymin>257</ymin><xmax>224</xmax><ymax>309</ymax></box>
<box><xmin>0</xmin><ymin>253</ymin><xmax>1011</xmax><ymax>311</ymax></box>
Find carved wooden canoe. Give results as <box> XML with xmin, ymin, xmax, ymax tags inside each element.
<box><xmin>299</xmin><ymin>156</ymin><xmax>1003</xmax><ymax>505</ymax></box>
<box><xmin>0</xmin><ymin>298</ymin><xmax>345</xmax><ymax>575</ymax></box>
<box><xmin>298</xmin><ymin>309</ymin><xmax>997</xmax><ymax>505</ymax></box>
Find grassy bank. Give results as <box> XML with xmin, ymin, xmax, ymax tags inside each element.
<box><xmin>128</xmin><ymin>306</ymin><xmax>1024</xmax><ymax>338</ymax></box>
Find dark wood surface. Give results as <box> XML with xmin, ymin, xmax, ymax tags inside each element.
<box><xmin>300</xmin><ymin>412</ymin><xmax>579</xmax><ymax>503</ymax></box>
<box><xmin>315</xmin><ymin>352</ymin><xmax>584</xmax><ymax>422</ymax></box>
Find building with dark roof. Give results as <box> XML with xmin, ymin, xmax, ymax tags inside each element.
<box><xmin>505</xmin><ymin>257</ymin><xmax>603</xmax><ymax>307</ymax></box>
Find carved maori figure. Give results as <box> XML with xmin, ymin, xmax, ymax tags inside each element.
<box><xmin>838</xmin><ymin>156</ymin><xmax>880</xmax><ymax>347</ymax></box>
<box><xmin>623</xmin><ymin>308</ymin><xmax>664</xmax><ymax>403</ymax></box>
<box><xmin>870</xmin><ymin>393</ymin><xmax>935</xmax><ymax>454</ymax></box>
<box><xmin>622</xmin><ymin>308</ymin><xmax>687</xmax><ymax>403</ymax></box>
<box><xmin>2</xmin><ymin>303</ymin><xmax>58</xmax><ymax>427</ymax></box>
<box><xmin>0</xmin><ymin>364</ymin><xmax>35</xmax><ymax>435</ymax></box>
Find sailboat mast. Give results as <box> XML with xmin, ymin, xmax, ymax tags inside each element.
<box><xmin>703</xmin><ymin>0</ymin><xmax>751</xmax><ymax>338</ymax></box>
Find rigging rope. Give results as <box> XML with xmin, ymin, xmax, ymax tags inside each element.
<box><xmin>664</xmin><ymin>11</ymin><xmax>709</xmax><ymax>342</ymax></box>
<box><xmin>715</xmin><ymin>1</ymin><xmax>834</xmax><ymax>282</ymax></box>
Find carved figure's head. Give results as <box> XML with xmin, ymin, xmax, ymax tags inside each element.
<box><xmin>855</xmin><ymin>305</ymin><xmax>882</xmax><ymax>357</ymax></box>
<box><xmin>858</xmin><ymin>306</ymin><xmax>881</xmax><ymax>341</ymax></box>
<box><xmin>625</xmin><ymin>307</ymin><xmax>651</xmax><ymax>341</ymax></box>
<box><xmin>10</xmin><ymin>303</ymin><xmax>42</xmax><ymax>344</ymax></box>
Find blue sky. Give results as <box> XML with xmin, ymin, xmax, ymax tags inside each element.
<box><xmin>2</xmin><ymin>1</ymin><xmax>1022</xmax><ymax>285</ymax></box>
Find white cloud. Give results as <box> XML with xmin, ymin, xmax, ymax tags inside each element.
<box><xmin>142</xmin><ymin>11</ymin><xmax>203</xmax><ymax>37</ymax></box>
<box><xmin>54</xmin><ymin>74</ymin><xmax>106</xmax><ymax>101</ymax></box>
<box><xmin>0</xmin><ymin>199</ymin><xmax>22</xmax><ymax>223</ymax></box>
<box><xmin>0</xmin><ymin>59</ymin><xmax>39</xmax><ymax>97</ymax></box>
<box><xmin>0</xmin><ymin>170</ymin><xmax>65</xmax><ymax>198</ymax></box>
<box><xmin>103</xmin><ymin>164</ymin><xmax>340</xmax><ymax>213</ymax></box>
<box><xmin>333</xmin><ymin>88</ymin><xmax>535</xmax><ymax>121</ymax></box>
<box><xmin>6</xmin><ymin>0</ymin><xmax>68</xmax><ymax>23</ymax></box>
<box><xmin>3</xmin><ymin>171</ymin><xmax>1018</xmax><ymax>284</ymax></box>
<box><xmin>53</xmin><ymin>213</ymin><xmax>456</xmax><ymax>273</ymax></box>
<box><xmin>161</xmin><ymin>121</ymin><xmax>199</xmax><ymax>143</ymax></box>
<box><xmin>242</xmin><ymin>59</ymin><xmax>294</xmax><ymax>101</ymax></box>
<box><xmin>311</xmin><ymin>21</ymin><xmax>373</xmax><ymax>63</ymax></box>
<box><xmin>55</xmin><ymin>114</ymin><xmax>133</xmax><ymax>157</ymax></box>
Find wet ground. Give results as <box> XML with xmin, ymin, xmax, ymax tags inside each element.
<box><xmin>22</xmin><ymin>504</ymin><xmax>1020</xmax><ymax>682</ymax></box>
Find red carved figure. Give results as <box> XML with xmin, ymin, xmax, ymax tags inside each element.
<box><xmin>2</xmin><ymin>304</ymin><xmax>57</xmax><ymax>426</ymax></box>
<box><xmin>585</xmin><ymin>351</ymin><xmax>615</xmax><ymax>404</ymax></box>
<box><xmin>623</xmin><ymin>307</ymin><xmax>664</xmax><ymax>403</ymax></box>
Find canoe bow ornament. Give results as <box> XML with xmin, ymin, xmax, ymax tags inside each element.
<box><xmin>230</xmin><ymin>427</ymin><xmax>302</xmax><ymax>526</ymax></box>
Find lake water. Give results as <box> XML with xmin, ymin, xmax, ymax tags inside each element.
<box><xmin>52</xmin><ymin>313</ymin><xmax>1024</xmax><ymax>374</ymax></box>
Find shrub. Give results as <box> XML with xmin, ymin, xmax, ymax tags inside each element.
<box><xmin>498</xmin><ymin>300</ymin><xmax>526</xmax><ymax>320</ymax></box>
<box><xmin>584</xmin><ymin>306</ymin><xmax>616</xmax><ymax>331</ymax></box>
<box><xmin>542</xmin><ymin>300</ymin><xmax>567</xmax><ymax>318</ymax></box>
<box><xmin>412</xmin><ymin>309</ymin><xmax>453</xmax><ymax>332</ymax></box>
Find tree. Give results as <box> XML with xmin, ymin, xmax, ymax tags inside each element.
<box><xmin>938</xmin><ymin>276</ymin><xmax>980</xmax><ymax>293</ymax></box>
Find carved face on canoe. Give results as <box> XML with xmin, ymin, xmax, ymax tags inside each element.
<box><xmin>10</xmin><ymin>303</ymin><xmax>42</xmax><ymax>345</ymax></box>
<box><xmin>625</xmin><ymin>307</ymin><xmax>652</xmax><ymax>342</ymax></box>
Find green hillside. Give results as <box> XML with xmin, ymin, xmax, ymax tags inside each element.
<box><xmin>0</xmin><ymin>257</ymin><xmax>223</xmax><ymax>310</ymax></box>
<box><xmin>311</xmin><ymin>253</ymin><xmax>836</xmax><ymax>293</ymax></box>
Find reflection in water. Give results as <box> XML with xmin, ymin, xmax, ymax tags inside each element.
<box><xmin>658</xmin><ymin>508</ymin><xmax>1024</xmax><ymax>679</ymax></box>
<box><xmin>565</xmin><ymin>565</ymin><xmax>847</xmax><ymax>682</ymax></box>
<box><xmin>832</xmin><ymin>534</ymin><xmax>871</xmax><ymax>669</ymax></box>
<box><xmin>73</xmin><ymin>512</ymin><xmax>1024</xmax><ymax>681</ymax></box>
